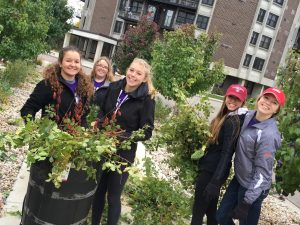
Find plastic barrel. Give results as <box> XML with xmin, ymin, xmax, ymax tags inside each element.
<box><xmin>21</xmin><ymin>160</ymin><xmax>102</xmax><ymax>225</ymax></box>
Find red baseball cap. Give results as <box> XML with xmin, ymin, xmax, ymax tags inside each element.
<box><xmin>225</xmin><ymin>84</ymin><xmax>248</xmax><ymax>102</ymax></box>
<box><xmin>262</xmin><ymin>87</ymin><xmax>285</xmax><ymax>107</ymax></box>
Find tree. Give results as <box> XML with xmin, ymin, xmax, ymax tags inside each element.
<box><xmin>45</xmin><ymin>0</ymin><xmax>73</xmax><ymax>50</ymax></box>
<box><xmin>151</xmin><ymin>24</ymin><xmax>224</xmax><ymax>100</ymax></box>
<box><xmin>113</xmin><ymin>16</ymin><xmax>159</xmax><ymax>74</ymax></box>
<box><xmin>275</xmin><ymin>50</ymin><xmax>300</xmax><ymax>195</ymax></box>
<box><xmin>0</xmin><ymin>0</ymin><xmax>49</xmax><ymax>61</ymax></box>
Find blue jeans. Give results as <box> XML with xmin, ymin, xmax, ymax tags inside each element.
<box><xmin>216</xmin><ymin>177</ymin><xmax>269</xmax><ymax>225</ymax></box>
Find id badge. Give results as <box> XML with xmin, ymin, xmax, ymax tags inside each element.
<box><xmin>60</xmin><ymin>162</ymin><xmax>71</xmax><ymax>181</ymax></box>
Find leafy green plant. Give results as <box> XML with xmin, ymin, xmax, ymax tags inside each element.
<box><xmin>1</xmin><ymin>60</ymin><xmax>37</xmax><ymax>87</ymax></box>
<box><xmin>151</xmin><ymin>24</ymin><xmax>224</xmax><ymax>101</ymax></box>
<box><xmin>0</xmin><ymin>60</ymin><xmax>38</xmax><ymax>103</ymax></box>
<box><xmin>0</xmin><ymin>108</ymin><xmax>144</xmax><ymax>188</ymax></box>
<box><xmin>0</xmin><ymin>0</ymin><xmax>49</xmax><ymax>61</ymax></box>
<box><xmin>154</xmin><ymin>97</ymin><xmax>172</xmax><ymax>124</ymax></box>
<box><xmin>124</xmin><ymin>158</ymin><xmax>191</xmax><ymax>225</ymax></box>
<box><xmin>150</xmin><ymin>90</ymin><xmax>211</xmax><ymax>188</ymax></box>
<box><xmin>275</xmin><ymin>50</ymin><xmax>300</xmax><ymax>195</ymax></box>
<box><xmin>0</xmin><ymin>78</ymin><xmax>12</xmax><ymax>104</ymax></box>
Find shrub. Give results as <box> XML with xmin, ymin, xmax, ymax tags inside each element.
<box><xmin>125</xmin><ymin>158</ymin><xmax>191</xmax><ymax>225</ymax></box>
<box><xmin>150</xmin><ymin>90</ymin><xmax>211</xmax><ymax>188</ymax></box>
<box><xmin>1</xmin><ymin>60</ymin><xmax>36</xmax><ymax>87</ymax></box>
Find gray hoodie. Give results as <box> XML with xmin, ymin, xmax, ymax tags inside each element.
<box><xmin>234</xmin><ymin>110</ymin><xmax>281</xmax><ymax>204</ymax></box>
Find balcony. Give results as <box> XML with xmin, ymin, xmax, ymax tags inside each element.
<box><xmin>148</xmin><ymin>0</ymin><xmax>199</xmax><ymax>10</ymax></box>
<box><xmin>118</xmin><ymin>10</ymin><xmax>142</xmax><ymax>22</ymax></box>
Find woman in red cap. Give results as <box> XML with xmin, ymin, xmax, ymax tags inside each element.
<box><xmin>216</xmin><ymin>87</ymin><xmax>285</xmax><ymax>225</ymax></box>
<box><xmin>191</xmin><ymin>84</ymin><xmax>248</xmax><ymax>225</ymax></box>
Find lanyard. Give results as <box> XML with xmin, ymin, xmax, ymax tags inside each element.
<box><xmin>115</xmin><ymin>89</ymin><xmax>128</xmax><ymax>112</ymax></box>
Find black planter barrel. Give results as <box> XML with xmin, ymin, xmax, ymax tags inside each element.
<box><xmin>21</xmin><ymin>160</ymin><xmax>102</xmax><ymax>225</ymax></box>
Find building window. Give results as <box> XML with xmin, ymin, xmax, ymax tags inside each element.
<box><xmin>250</xmin><ymin>32</ymin><xmax>259</xmax><ymax>45</ymax></box>
<box><xmin>196</xmin><ymin>15</ymin><xmax>209</xmax><ymax>30</ymax></box>
<box><xmin>243</xmin><ymin>54</ymin><xmax>252</xmax><ymax>67</ymax></box>
<box><xmin>119</xmin><ymin>0</ymin><xmax>128</xmax><ymax>10</ymax></box>
<box><xmin>257</xmin><ymin>8</ymin><xmax>266</xmax><ymax>23</ymax></box>
<box><xmin>273</xmin><ymin>0</ymin><xmax>284</xmax><ymax>6</ymax></box>
<box><xmin>202</xmin><ymin>0</ymin><xmax>214</xmax><ymax>6</ymax></box>
<box><xmin>114</xmin><ymin>21</ymin><xmax>123</xmax><ymax>33</ymax></box>
<box><xmin>266</xmin><ymin>13</ymin><xmax>279</xmax><ymax>28</ymax></box>
<box><xmin>253</xmin><ymin>57</ymin><xmax>265</xmax><ymax>71</ymax></box>
<box><xmin>259</xmin><ymin>35</ymin><xmax>272</xmax><ymax>49</ymax></box>
<box><xmin>176</xmin><ymin>10</ymin><xmax>195</xmax><ymax>24</ymax></box>
<box><xmin>131</xmin><ymin>1</ymin><xmax>143</xmax><ymax>13</ymax></box>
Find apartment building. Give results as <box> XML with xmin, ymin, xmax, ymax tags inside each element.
<box><xmin>64</xmin><ymin>0</ymin><xmax>300</xmax><ymax>96</ymax></box>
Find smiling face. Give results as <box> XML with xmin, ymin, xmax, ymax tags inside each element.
<box><xmin>59</xmin><ymin>50</ymin><xmax>81</xmax><ymax>81</ymax></box>
<box><xmin>94</xmin><ymin>59</ymin><xmax>109</xmax><ymax>82</ymax></box>
<box><xmin>256</xmin><ymin>93</ymin><xmax>280</xmax><ymax>120</ymax></box>
<box><xmin>125</xmin><ymin>61</ymin><xmax>147</xmax><ymax>93</ymax></box>
<box><xmin>225</xmin><ymin>95</ymin><xmax>243</xmax><ymax>111</ymax></box>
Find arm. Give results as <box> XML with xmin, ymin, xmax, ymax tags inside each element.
<box><xmin>137</xmin><ymin>97</ymin><xmax>155</xmax><ymax>141</ymax></box>
<box><xmin>244</xmin><ymin>132</ymin><xmax>281</xmax><ymax>204</ymax></box>
<box><xmin>232</xmin><ymin>131</ymin><xmax>280</xmax><ymax>219</ymax></box>
<box><xmin>210</xmin><ymin>116</ymin><xmax>240</xmax><ymax>185</ymax></box>
<box><xmin>204</xmin><ymin>116</ymin><xmax>240</xmax><ymax>200</ymax></box>
<box><xmin>20</xmin><ymin>80</ymin><xmax>52</xmax><ymax>121</ymax></box>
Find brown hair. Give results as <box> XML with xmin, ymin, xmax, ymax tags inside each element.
<box><xmin>43</xmin><ymin>46</ymin><xmax>93</xmax><ymax>99</ymax></box>
<box><xmin>209</xmin><ymin>97</ymin><xmax>243</xmax><ymax>144</ymax></box>
<box><xmin>128</xmin><ymin>58</ymin><xmax>156</xmax><ymax>98</ymax></box>
<box><xmin>90</xmin><ymin>56</ymin><xmax>114</xmax><ymax>82</ymax></box>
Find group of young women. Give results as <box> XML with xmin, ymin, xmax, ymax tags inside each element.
<box><xmin>20</xmin><ymin>45</ymin><xmax>285</xmax><ymax>225</ymax></box>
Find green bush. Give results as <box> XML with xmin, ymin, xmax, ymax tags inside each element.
<box><xmin>125</xmin><ymin>158</ymin><xmax>191</xmax><ymax>225</ymax></box>
<box><xmin>0</xmin><ymin>77</ymin><xmax>11</xmax><ymax>104</ymax></box>
<box><xmin>154</xmin><ymin>91</ymin><xmax>211</xmax><ymax>188</ymax></box>
<box><xmin>154</xmin><ymin>97</ymin><xmax>172</xmax><ymax>124</ymax></box>
<box><xmin>0</xmin><ymin>60</ymin><xmax>37</xmax><ymax>103</ymax></box>
<box><xmin>1</xmin><ymin>60</ymin><xmax>36</xmax><ymax>87</ymax></box>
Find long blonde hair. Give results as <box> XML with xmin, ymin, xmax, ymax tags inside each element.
<box><xmin>128</xmin><ymin>58</ymin><xmax>156</xmax><ymax>98</ymax></box>
<box><xmin>90</xmin><ymin>56</ymin><xmax>114</xmax><ymax>82</ymax></box>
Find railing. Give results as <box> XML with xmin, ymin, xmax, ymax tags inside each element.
<box><xmin>150</xmin><ymin>0</ymin><xmax>199</xmax><ymax>9</ymax></box>
<box><xmin>118</xmin><ymin>10</ymin><xmax>142</xmax><ymax>21</ymax></box>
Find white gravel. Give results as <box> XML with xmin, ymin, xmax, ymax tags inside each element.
<box><xmin>0</xmin><ymin>71</ymin><xmax>40</xmax><ymax>217</ymax></box>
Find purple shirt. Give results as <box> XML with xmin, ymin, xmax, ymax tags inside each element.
<box><xmin>65</xmin><ymin>79</ymin><xmax>78</xmax><ymax>95</ymax></box>
<box><xmin>94</xmin><ymin>80</ymin><xmax>105</xmax><ymax>91</ymax></box>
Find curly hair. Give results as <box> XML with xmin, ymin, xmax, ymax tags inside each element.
<box><xmin>43</xmin><ymin>46</ymin><xmax>93</xmax><ymax>99</ymax></box>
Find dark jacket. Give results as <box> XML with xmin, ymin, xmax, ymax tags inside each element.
<box><xmin>198</xmin><ymin>114</ymin><xmax>245</xmax><ymax>185</ymax></box>
<box><xmin>98</xmin><ymin>78</ymin><xmax>155</xmax><ymax>163</ymax></box>
<box><xmin>21</xmin><ymin>75</ymin><xmax>90</xmax><ymax>127</ymax></box>
<box><xmin>91</xmin><ymin>80</ymin><xmax>110</xmax><ymax>109</ymax></box>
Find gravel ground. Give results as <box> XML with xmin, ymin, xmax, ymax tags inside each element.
<box><xmin>0</xmin><ymin>68</ymin><xmax>41</xmax><ymax>217</ymax></box>
<box><xmin>148</xmin><ymin>149</ymin><xmax>300</xmax><ymax>224</ymax></box>
<box><xmin>0</xmin><ymin>65</ymin><xmax>300</xmax><ymax>224</ymax></box>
